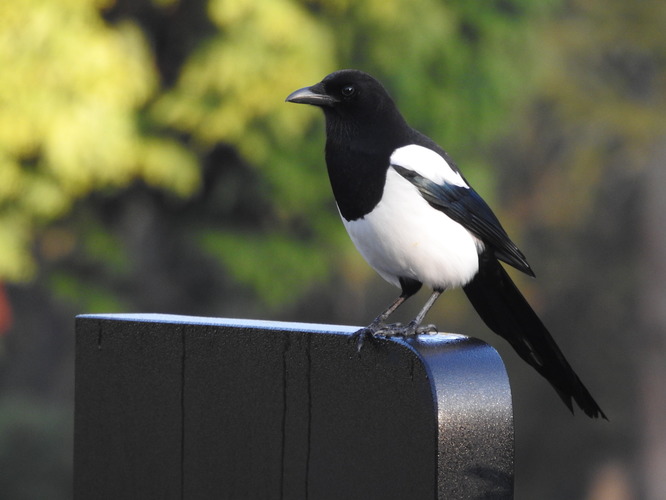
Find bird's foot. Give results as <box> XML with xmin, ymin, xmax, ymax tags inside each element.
<box><xmin>349</xmin><ymin>322</ymin><xmax>403</xmax><ymax>353</ymax></box>
<box><xmin>415</xmin><ymin>323</ymin><xmax>438</xmax><ymax>335</ymax></box>
<box><xmin>399</xmin><ymin>321</ymin><xmax>438</xmax><ymax>337</ymax></box>
<box><xmin>350</xmin><ymin>321</ymin><xmax>438</xmax><ymax>352</ymax></box>
<box><xmin>373</xmin><ymin>322</ymin><xmax>406</xmax><ymax>337</ymax></box>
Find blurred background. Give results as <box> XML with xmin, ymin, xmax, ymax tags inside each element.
<box><xmin>1</xmin><ymin>0</ymin><xmax>664</xmax><ymax>498</ymax></box>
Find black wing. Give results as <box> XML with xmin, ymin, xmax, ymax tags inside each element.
<box><xmin>391</xmin><ymin>163</ymin><xmax>534</xmax><ymax>277</ymax></box>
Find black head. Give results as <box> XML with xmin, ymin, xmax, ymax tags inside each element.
<box><xmin>286</xmin><ymin>70</ymin><xmax>412</xmax><ymax>220</ymax></box>
<box><xmin>286</xmin><ymin>69</ymin><xmax>406</xmax><ymax>132</ymax></box>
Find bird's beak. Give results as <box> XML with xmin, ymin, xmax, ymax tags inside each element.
<box><xmin>285</xmin><ymin>84</ymin><xmax>338</xmax><ymax>107</ymax></box>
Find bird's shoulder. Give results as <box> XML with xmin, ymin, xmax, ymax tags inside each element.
<box><xmin>398</xmin><ymin>129</ymin><xmax>469</xmax><ymax>184</ymax></box>
<box><xmin>390</xmin><ymin>131</ymin><xmax>534</xmax><ymax>276</ymax></box>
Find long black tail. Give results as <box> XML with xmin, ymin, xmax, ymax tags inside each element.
<box><xmin>463</xmin><ymin>253</ymin><xmax>606</xmax><ymax>419</ymax></box>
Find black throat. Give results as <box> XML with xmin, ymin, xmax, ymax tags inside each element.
<box><xmin>323</xmin><ymin>109</ymin><xmax>410</xmax><ymax>221</ymax></box>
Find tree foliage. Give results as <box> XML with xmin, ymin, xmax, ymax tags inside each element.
<box><xmin>0</xmin><ymin>0</ymin><xmax>198</xmax><ymax>280</ymax></box>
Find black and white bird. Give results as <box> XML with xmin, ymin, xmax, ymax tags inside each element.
<box><xmin>286</xmin><ymin>69</ymin><xmax>605</xmax><ymax>419</ymax></box>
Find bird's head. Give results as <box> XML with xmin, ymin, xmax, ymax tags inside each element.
<box><xmin>286</xmin><ymin>69</ymin><xmax>402</xmax><ymax>126</ymax></box>
<box><xmin>286</xmin><ymin>69</ymin><xmax>409</xmax><ymax>148</ymax></box>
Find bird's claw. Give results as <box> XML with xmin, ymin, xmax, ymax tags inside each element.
<box><xmin>372</xmin><ymin>322</ymin><xmax>404</xmax><ymax>337</ymax></box>
<box><xmin>416</xmin><ymin>323</ymin><xmax>438</xmax><ymax>335</ymax></box>
<box><xmin>398</xmin><ymin>321</ymin><xmax>437</xmax><ymax>337</ymax></box>
<box><xmin>350</xmin><ymin>321</ymin><xmax>438</xmax><ymax>353</ymax></box>
<box><xmin>349</xmin><ymin>322</ymin><xmax>401</xmax><ymax>353</ymax></box>
<box><xmin>348</xmin><ymin>326</ymin><xmax>381</xmax><ymax>353</ymax></box>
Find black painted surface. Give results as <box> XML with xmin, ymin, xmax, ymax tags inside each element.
<box><xmin>74</xmin><ymin>314</ymin><xmax>513</xmax><ymax>500</ymax></box>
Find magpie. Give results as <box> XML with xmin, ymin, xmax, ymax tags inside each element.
<box><xmin>286</xmin><ymin>69</ymin><xmax>606</xmax><ymax>419</ymax></box>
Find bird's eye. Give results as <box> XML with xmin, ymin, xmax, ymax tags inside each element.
<box><xmin>341</xmin><ymin>85</ymin><xmax>356</xmax><ymax>98</ymax></box>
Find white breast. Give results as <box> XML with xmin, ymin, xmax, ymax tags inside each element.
<box><xmin>342</xmin><ymin>167</ymin><xmax>482</xmax><ymax>291</ymax></box>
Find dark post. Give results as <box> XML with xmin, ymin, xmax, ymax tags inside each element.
<box><xmin>74</xmin><ymin>314</ymin><xmax>513</xmax><ymax>499</ymax></box>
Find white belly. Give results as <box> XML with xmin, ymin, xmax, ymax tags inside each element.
<box><xmin>342</xmin><ymin>168</ymin><xmax>482</xmax><ymax>290</ymax></box>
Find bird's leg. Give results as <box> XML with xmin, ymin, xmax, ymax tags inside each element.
<box><xmin>402</xmin><ymin>289</ymin><xmax>443</xmax><ymax>337</ymax></box>
<box><xmin>349</xmin><ymin>293</ymin><xmax>410</xmax><ymax>351</ymax></box>
<box><xmin>367</xmin><ymin>294</ymin><xmax>407</xmax><ymax>333</ymax></box>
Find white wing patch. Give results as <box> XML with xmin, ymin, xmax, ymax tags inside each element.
<box><xmin>390</xmin><ymin>144</ymin><xmax>468</xmax><ymax>188</ymax></box>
